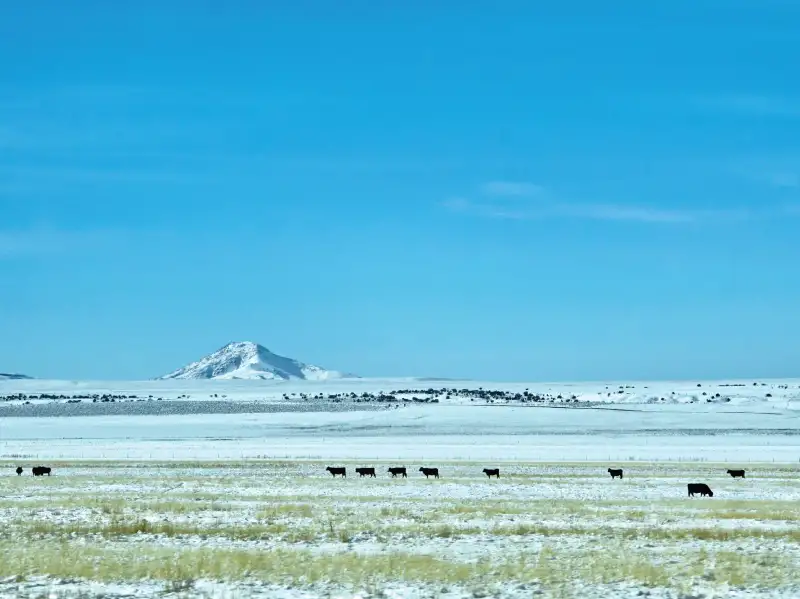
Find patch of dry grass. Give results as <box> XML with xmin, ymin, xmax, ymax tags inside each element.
<box><xmin>0</xmin><ymin>541</ymin><xmax>795</xmax><ymax>591</ymax></box>
<box><xmin>2</xmin><ymin>459</ymin><xmax>800</xmax><ymax>593</ymax></box>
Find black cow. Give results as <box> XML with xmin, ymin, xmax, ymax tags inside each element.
<box><xmin>325</xmin><ymin>466</ymin><xmax>346</xmax><ymax>478</ymax></box>
<box><xmin>419</xmin><ymin>467</ymin><xmax>439</xmax><ymax>479</ymax></box>
<box><xmin>688</xmin><ymin>483</ymin><xmax>713</xmax><ymax>497</ymax></box>
<box><xmin>15</xmin><ymin>467</ymin><xmax>22</xmax><ymax>476</ymax></box>
<box><xmin>388</xmin><ymin>467</ymin><xmax>407</xmax><ymax>478</ymax></box>
<box><xmin>727</xmin><ymin>469</ymin><xmax>746</xmax><ymax>479</ymax></box>
<box><xmin>32</xmin><ymin>466</ymin><xmax>51</xmax><ymax>477</ymax></box>
<box><xmin>356</xmin><ymin>467</ymin><xmax>376</xmax><ymax>478</ymax></box>
<box><xmin>608</xmin><ymin>468</ymin><xmax>623</xmax><ymax>479</ymax></box>
<box><xmin>483</xmin><ymin>468</ymin><xmax>500</xmax><ymax>478</ymax></box>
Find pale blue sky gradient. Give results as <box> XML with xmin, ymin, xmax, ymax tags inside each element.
<box><xmin>2</xmin><ymin>1</ymin><xmax>800</xmax><ymax>381</ymax></box>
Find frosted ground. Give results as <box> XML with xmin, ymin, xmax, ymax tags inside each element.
<box><xmin>1</xmin><ymin>377</ymin><xmax>800</xmax><ymax>598</ymax></box>
<box><xmin>2</xmin><ymin>377</ymin><xmax>800</xmax><ymax>462</ymax></box>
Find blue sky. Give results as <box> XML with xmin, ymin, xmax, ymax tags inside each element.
<box><xmin>2</xmin><ymin>1</ymin><xmax>800</xmax><ymax>381</ymax></box>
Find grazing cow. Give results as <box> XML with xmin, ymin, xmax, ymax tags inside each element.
<box><xmin>419</xmin><ymin>467</ymin><xmax>439</xmax><ymax>479</ymax></box>
<box><xmin>608</xmin><ymin>468</ymin><xmax>623</xmax><ymax>479</ymax></box>
<box><xmin>32</xmin><ymin>466</ymin><xmax>51</xmax><ymax>477</ymax></box>
<box><xmin>325</xmin><ymin>466</ymin><xmax>346</xmax><ymax>478</ymax></box>
<box><xmin>15</xmin><ymin>467</ymin><xmax>22</xmax><ymax>476</ymax></box>
<box><xmin>688</xmin><ymin>483</ymin><xmax>714</xmax><ymax>497</ymax></box>
<box><xmin>483</xmin><ymin>468</ymin><xmax>500</xmax><ymax>478</ymax></box>
<box><xmin>356</xmin><ymin>467</ymin><xmax>376</xmax><ymax>478</ymax></box>
<box><xmin>727</xmin><ymin>469</ymin><xmax>746</xmax><ymax>479</ymax></box>
<box><xmin>388</xmin><ymin>467</ymin><xmax>407</xmax><ymax>478</ymax></box>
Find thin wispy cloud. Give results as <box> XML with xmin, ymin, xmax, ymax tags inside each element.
<box><xmin>482</xmin><ymin>181</ymin><xmax>545</xmax><ymax>197</ymax></box>
<box><xmin>556</xmin><ymin>203</ymin><xmax>699</xmax><ymax>224</ymax></box>
<box><xmin>442</xmin><ymin>197</ymin><xmax>531</xmax><ymax>220</ymax></box>
<box><xmin>692</xmin><ymin>94</ymin><xmax>800</xmax><ymax>118</ymax></box>
<box><xmin>784</xmin><ymin>203</ymin><xmax>800</xmax><ymax>216</ymax></box>
<box><xmin>0</xmin><ymin>165</ymin><xmax>200</xmax><ymax>196</ymax></box>
<box><xmin>0</xmin><ymin>121</ymin><xmax>208</xmax><ymax>152</ymax></box>
<box><xmin>760</xmin><ymin>172</ymin><xmax>799</xmax><ymax>189</ymax></box>
<box><xmin>0</xmin><ymin>228</ymin><xmax>131</xmax><ymax>259</ymax></box>
<box><xmin>0</xmin><ymin>83</ymin><xmax>244</xmax><ymax>154</ymax></box>
<box><xmin>443</xmin><ymin>184</ymin><xmax>755</xmax><ymax>225</ymax></box>
<box><xmin>730</xmin><ymin>157</ymin><xmax>800</xmax><ymax>190</ymax></box>
<box><xmin>444</xmin><ymin>197</ymin><xmax>708</xmax><ymax>224</ymax></box>
<box><xmin>0</xmin><ymin>83</ymin><xmax>149</xmax><ymax>107</ymax></box>
<box><xmin>1</xmin><ymin>165</ymin><xmax>192</xmax><ymax>185</ymax></box>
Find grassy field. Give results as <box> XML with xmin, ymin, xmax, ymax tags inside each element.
<box><xmin>1</xmin><ymin>460</ymin><xmax>799</xmax><ymax>598</ymax></box>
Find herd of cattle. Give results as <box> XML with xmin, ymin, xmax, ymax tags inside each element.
<box><xmin>323</xmin><ymin>465</ymin><xmax>748</xmax><ymax>496</ymax></box>
<box><xmin>15</xmin><ymin>466</ymin><xmax>51</xmax><ymax>476</ymax></box>
<box><xmin>12</xmin><ymin>465</ymin><xmax>747</xmax><ymax>497</ymax></box>
<box><xmin>325</xmin><ymin>466</ymin><xmax>502</xmax><ymax>479</ymax></box>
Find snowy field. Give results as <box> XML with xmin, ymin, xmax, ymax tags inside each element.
<box><xmin>1</xmin><ymin>378</ymin><xmax>800</xmax><ymax>597</ymax></box>
<box><xmin>3</xmin><ymin>376</ymin><xmax>800</xmax><ymax>406</ymax></box>
<box><xmin>1</xmin><ymin>460</ymin><xmax>800</xmax><ymax>599</ymax></box>
<box><xmin>2</xmin><ymin>403</ymin><xmax>800</xmax><ymax>463</ymax></box>
<box><xmin>1</xmin><ymin>377</ymin><xmax>799</xmax><ymax>462</ymax></box>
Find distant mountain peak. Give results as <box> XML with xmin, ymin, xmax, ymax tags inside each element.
<box><xmin>158</xmin><ymin>341</ymin><xmax>357</xmax><ymax>381</ymax></box>
<box><xmin>0</xmin><ymin>373</ymin><xmax>33</xmax><ymax>381</ymax></box>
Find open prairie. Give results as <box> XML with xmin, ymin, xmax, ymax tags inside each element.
<box><xmin>1</xmin><ymin>378</ymin><xmax>799</xmax><ymax>597</ymax></box>
<box><xmin>2</xmin><ymin>460</ymin><xmax>800</xmax><ymax>598</ymax></box>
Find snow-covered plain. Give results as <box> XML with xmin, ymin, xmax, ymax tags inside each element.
<box><xmin>1</xmin><ymin>377</ymin><xmax>799</xmax><ymax>462</ymax></box>
<box><xmin>1</xmin><ymin>377</ymin><xmax>800</xmax><ymax>598</ymax></box>
<box><xmin>4</xmin><ymin>376</ymin><xmax>800</xmax><ymax>405</ymax></box>
<box><xmin>3</xmin><ymin>403</ymin><xmax>800</xmax><ymax>462</ymax></box>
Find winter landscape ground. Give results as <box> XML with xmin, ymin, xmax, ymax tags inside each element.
<box><xmin>1</xmin><ymin>376</ymin><xmax>800</xmax><ymax>598</ymax></box>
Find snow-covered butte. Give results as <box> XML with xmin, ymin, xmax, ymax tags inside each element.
<box><xmin>158</xmin><ymin>342</ymin><xmax>356</xmax><ymax>381</ymax></box>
